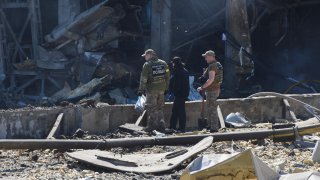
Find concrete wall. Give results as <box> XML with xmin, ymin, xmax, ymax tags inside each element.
<box><xmin>1</xmin><ymin>93</ymin><xmax>320</xmax><ymax>139</ymax></box>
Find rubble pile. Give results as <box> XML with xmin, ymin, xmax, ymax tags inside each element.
<box><xmin>0</xmin><ymin>0</ymin><xmax>144</xmax><ymax>109</ymax></box>
<box><xmin>1</xmin><ymin>130</ymin><xmax>320</xmax><ymax>179</ymax></box>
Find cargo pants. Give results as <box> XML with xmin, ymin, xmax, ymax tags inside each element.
<box><xmin>145</xmin><ymin>91</ymin><xmax>166</xmax><ymax>132</ymax></box>
<box><xmin>206</xmin><ymin>90</ymin><xmax>220</xmax><ymax>132</ymax></box>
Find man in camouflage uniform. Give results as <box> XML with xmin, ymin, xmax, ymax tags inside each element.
<box><xmin>197</xmin><ymin>50</ymin><xmax>223</xmax><ymax>132</ymax></box>
<box><xmin>138</xmin><ymin>49</ymin><xmax>170</xmax><ymax>132</ymax></box>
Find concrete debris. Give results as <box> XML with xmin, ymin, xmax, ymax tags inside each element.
<box><xmin>181</xmin><ymin>149</ymin><xmax>279</xmax><ymax>180</ymax></box>
<box><xmin>1</xmin><ymin>132</ymin><xmax>320</xmax><ymax>179</ymax></box>
<box><xmin>38</xmin><ymin>46</ymin><xmax>68</xmax><ymax>69</ymax></box>
<box><xmin>255</xmin><ymin>123</ymin><xmax>273</xmax><ymax>129</ymax></box>
<box><xmin>31</xmin><ymin>154</ymin><xmax>39</xmax><ymax>162</ymax></box>
<box><xmin>312</xmin><ymin>140</ymin><xmax>320</xmax><ymax>163</ymax></box>
<box><xmin>118</xmin><ymin>123</ymin><xmax>146</xmax><ymax>135</ymax></box>
<box><xmin>273</xmin><ymin>159</ymin><xmax>287</xmax><ymax>172</ymax></box>
<box><xmin>182</xmin><ymin>144</ymin><xmax>320</xmax><ymax>180</ymax></box>
<box><xmin>152</xmin><ymin>130</ymin><xmax>165</xmax><ymax>137</ymax></box>
<box><xmin>73</xmin><ymin>129</ymin><xmax>88</xmax><ymax>139</ymax></box>
<box><xmin>95</xmin><ymin>102</ymin><xmax>110</xmax><ymax>107</ymax></box>
<box><xmin>79</xmin><ymin>99</ymin><xmax>97</xmax><ymax>108</ymax></box>
<box><xmin>51</xmin><ymin>75</ymin><xmax>112</xmax><ymax>103</ymax></box>
<box><xmin>303</xmin><ymin>135</ymin><xmax>320</xmax><ymax>143</ymax></box>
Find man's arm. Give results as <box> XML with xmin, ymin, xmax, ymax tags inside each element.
<box><xmin>138</xmin><ymin>64</ymin><xmax>149</xmax><ymax>93</ymax></box>
<box><xmin>164</xmin><ymin>63</ymin><xmax>170</xmax><ymax>91</ymax></box>
<box><xmin>197</xmin><ymin>70</ymin><xmax>215</xmax><ymax>91</ymax></box>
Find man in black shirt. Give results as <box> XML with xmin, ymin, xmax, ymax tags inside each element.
<box><xmin>169</xmin><ymin>57</ymin><xmax>190</xmax><ymax>132</ymax></box>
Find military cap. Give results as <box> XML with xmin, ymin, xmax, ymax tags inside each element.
<box><xmin>202</xmin><ymin>50</ymin><xmax>215</xmax><ymax>57</ymax></box>
<box><xmin>141</xmin><ymin>49</ymin><xmax>156</xmax><ymax>57</ymax></box>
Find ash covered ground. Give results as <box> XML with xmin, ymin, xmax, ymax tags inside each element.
<box><xmin>1</xmin><ymin>130</ymin><xmax>320</xmax><ymax>179</ymax></box>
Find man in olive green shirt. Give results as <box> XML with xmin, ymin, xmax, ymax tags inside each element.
<box><xmin>197</xmin><ymin>50</ymin><xmax>223</xmax><ymax>132</ymax></box>
<box><xmin>138</xmin><ymin>49</ymin><xmax>170</xmax><ymax>132</ymax></box>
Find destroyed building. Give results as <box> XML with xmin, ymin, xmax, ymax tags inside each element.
<box><xmin>1</xmin><ymin>0</ymin><xmax>320</xmax><ymax>179</ymax></box>
<box><xmin>1</xmin><ymin>0</ymin><xmax>320</xmax><ymax>107</ymax></box>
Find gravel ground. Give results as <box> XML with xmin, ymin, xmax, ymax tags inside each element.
<box><xmin>1</xmin><ymin>130</ymin><xmax>320</xmax><ymax>179</ymax></box>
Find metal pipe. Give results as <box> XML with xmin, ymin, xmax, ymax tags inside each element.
<box><xmin>248</xmin><ymin>92</ymin><xmax>320</xmax><ymax>112</ymax></box>
<box><xmin>1</xmin><ymin>123</ymin><xmax>320</xmax><ymax>149</ymax></box>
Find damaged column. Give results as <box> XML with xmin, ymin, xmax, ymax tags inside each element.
<box><xmin>0</xmin><ymin>18</ymin><xmax>6</xmax><ymax>87</ymax></box>
<box><xmin>151</xmin><ymin>0</ymin><xmax>171</xmax><ymax>61</ymax></box>
<box><xmin>225</xmin><ymin>0</ymin><xmax>254</xmax><ymax>96</ymax></box>
<box><xmin>29</xmin><ymin>0</ymin><xmax>42</xmax><ymax>61</ymax></box>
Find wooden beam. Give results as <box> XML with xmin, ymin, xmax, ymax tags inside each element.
<box><xmin>135</xmin><ymin>110</ymin><xmax>146</xmax><ymax>126</ymax></box>
<box><xmin>283</xmin><ymin>99</ymin><xmax>298</xmax><ymax>122</ymax></box>
<box><xmin>217</xmin><ymin>105</ymin><xmax>226</xmax><ymax>129</ymax></box>
<box><xmin>47</xmin><ymin>113</ymin><xmax>64</xmax><ymax>139</ymax></box>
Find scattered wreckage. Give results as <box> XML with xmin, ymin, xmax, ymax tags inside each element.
<box><xmin>1</xmin><ymin>92</ymin><xmax>320</xmax><ymax>177</ymax></box>
<box><xmin>0</xmin><ymin>0</ymin><xmax>141</xmax><ymax>108</ymax></box>
<box><xmin>181</xmin><ymin>148</ymin><xmax>320</xmax><ymax>180</ymax></box>
<box><xmin>67</xmin><ymin>137</ymin><xmax>213</xmax><ymax>174</ymax></box>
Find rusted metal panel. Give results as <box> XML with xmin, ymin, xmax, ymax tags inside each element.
<box><xmin>66</xmin><ymin>137</ymin><xmax>213</xmax><ymax>173</ymax></box>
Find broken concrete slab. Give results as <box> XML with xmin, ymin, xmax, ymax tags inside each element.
<box><xmin>312</xmin><ymin>140</ymin><xmax>320</xmax><ymax>163</ymax></box>
<box><xmin>180</xmin><ymin>149</ymin><xmax>279</xmax><ymax>180</ymax></box>
<box><xmin>118</xmin><ymin>123</ymin><xmax>146</xmax><ymax>135</ymax></box>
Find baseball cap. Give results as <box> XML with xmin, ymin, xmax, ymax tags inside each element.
<box><xmin>141</xmin><ymin>49</ymin><xmax>156</xmax><ymax>57</ymax></box>
<box><xmin>202</xmin><ymin>50</ymin><xmax>215</xmax><ymax>57</ymax></box>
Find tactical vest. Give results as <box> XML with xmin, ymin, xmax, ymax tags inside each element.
<box><xmin>204</xmin><ymin>61</ymin><xmax>223</xmax><ymax>91</ymax></box>
<box><xmin>145</xmin><ymin>58</ymin><xmax>169</xmax><ymax>92</ymax></box>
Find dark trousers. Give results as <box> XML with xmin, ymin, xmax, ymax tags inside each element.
<box><xmin>170</xmin><ymin>96</ymin><xmax>186</xmax><ymax>131</ymax></box>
